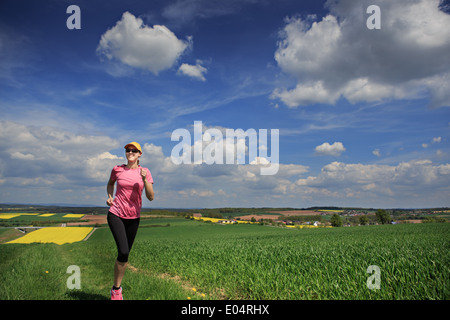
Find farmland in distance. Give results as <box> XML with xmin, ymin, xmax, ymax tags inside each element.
<box><xmin>1</xmin><ymin>210</ymin><xmax>448</xmax><ymax>300</ymax></box>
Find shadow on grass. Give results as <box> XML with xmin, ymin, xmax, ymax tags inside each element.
<box><xmin>65</xmin><ymin>290</ymin><xmax>109</xmax><ymax>300</ymax></box>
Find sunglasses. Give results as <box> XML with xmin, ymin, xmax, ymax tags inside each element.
<box><xmin>126</xmin><ymin>149</ymin><xmax>140</xmax><ymax>153</ymax></box>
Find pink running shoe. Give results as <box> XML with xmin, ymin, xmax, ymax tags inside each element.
<box><xmin>110</xmin><ymin>286</ymin><xmax>123</xmax><ymax>300</ymax></box>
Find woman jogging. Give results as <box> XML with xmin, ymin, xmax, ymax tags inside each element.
<box><xmin>106</xmin><ymin>141</ymin><xmax>154</xmax><ymax>300</ymax></box>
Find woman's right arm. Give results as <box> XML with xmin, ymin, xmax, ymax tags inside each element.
<box><xmin>106</xmin><ymin>177</ymin><xmax>115</xmax><ymax>206</ymax></box>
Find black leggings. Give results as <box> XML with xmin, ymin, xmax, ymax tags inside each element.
<box><xmin>107</xmin><ymin>212</ymin><xmax>140</xmax><ymax>263</ymax></box>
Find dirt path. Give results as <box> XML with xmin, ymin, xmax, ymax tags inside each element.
<box><xmin>127</xmin><ymin>263</ymin><xmax>228</xmax><ymax>300</ymax></box>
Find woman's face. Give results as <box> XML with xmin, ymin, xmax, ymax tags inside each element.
<box><xmin>125</xmin><ymin>147</ymin><xmax>141</xmax><ymax>163</ymax></box>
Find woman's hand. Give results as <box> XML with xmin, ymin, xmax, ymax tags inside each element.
<box><xmin>140</xmin><ymin>168</ymin><xmax>147</xmax><ymax>180</ymax></box>
<box><xmin>106</xmin><ymin>177</ymin><xmax>115</xmax><ymax>207</ymax></box>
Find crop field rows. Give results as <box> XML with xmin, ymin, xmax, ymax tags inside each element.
<box><xmin>130</xmin><ymin>220</ymin><xmax>449</xmax><ymax>300</ymax></box>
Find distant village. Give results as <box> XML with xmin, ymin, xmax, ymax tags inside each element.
<box><xmin>189</xmin><ymin>208</ymin><xmax>449</xmax><ymax>227</ymax></box>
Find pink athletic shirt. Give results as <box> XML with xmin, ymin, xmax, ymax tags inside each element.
<box><xmin>109</xmin><ymin>165</ymin><xmax>154</xmax><ymax>219</ymax></box>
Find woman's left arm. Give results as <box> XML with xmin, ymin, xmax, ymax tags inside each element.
<box><xmin>141</xmin><ymin>168</ymin><xmax>154</xmax><ymax>201</ymax></box>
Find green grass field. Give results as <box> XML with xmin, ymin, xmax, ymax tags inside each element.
<box><xmin>0</xmin><ymin>218</ymin><xmax>448</xmax><ymax>300</ymax></box>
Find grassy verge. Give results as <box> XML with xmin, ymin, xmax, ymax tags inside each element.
<box><xmin>0</xmin><ymin>225</ymin><xmax>201</xmax><ymax>300</ymax></box>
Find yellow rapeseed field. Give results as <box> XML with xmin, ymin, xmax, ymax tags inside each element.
<box><xmin>195</xmin><ymin>217</ymin><xmax>223</xmax><ymax>223</ymax></box>
<box><xmin>286</xmin><ymin>225</ymin><xmax>332</xmax><ymax>229</ymax></box>
<box><xmin>0</xmin><ymin>214</ymin><xmax>23</xmax><ymax>219</ymax></box>
<box><xmin>0</xmin><ymin>213</ymin><xmax>39</xmax><ymax>219</ymax></box>
<box><xmin>6</xmin><ymin>227</ymin><xmax>93</xmax><ymax>245</ymax></box>
<box><xmin>62</xmin><ymin>214</ymin><xmax>85</xmax><ymax>218</ymax></box>
<box><xmin>194</xmin><ymin>217</ymin><xmax>256</xmax><ymax>224</ymax></box>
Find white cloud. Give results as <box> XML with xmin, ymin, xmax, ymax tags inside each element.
<box><xmin>436</xmin><ymin>149</ymin><xmax>445</xmax><ymax>157</ymax></box>
<box><xmin>272</xmin><ymin>0</ymin><xmax>450</xmax><ymax>108</ymax></box>
<box><xmin>294</xmin><ymin>159</ymin><xmax>450</xmax><ymax>206</ymax></box>
<box><xmin>0</xmin><ymin>120</ymin><xmax>120</xmax><ymax>186</ymax></box>
<box><xmin>97</xmin><ymin>12</ymin><xmax>191</xmax><ymax>75</ymax></box>
<box><xmin>10</xmin><ymin>151</ymin><xmax>35</xmax><ymax>160</ymax></box>
<box><xmin>2</xmin><ymin>120</ymin><xmax>449</xmax><ymax>208</ymax></box>
<box><xmin>272</xmin><ymin>80</ymin><xmax>339</xmax><ymax>107</ymax></box>
<box><xmin>432</xmin><ymin>137</ymin><xmax>442</xmax><ymax>143</ymax></box>
<box><xmin>178</xmin><ymin>60</ymin><xmax>207</xmax><ymax>81</ymax></box>
<box><xmin>85</xmin><ymin>152</ymin><xmax>124</xmax><ymax>182</ymax></box>
<box><xmin>178</xmin><ymin>189</ymin><xmax>214</xmax><ymax>197</ymax></box>
<box><xmin>315</xmin><ymin>142</ymin><xmax>346</xmax><ymax>156</ymax></box>
<box><xmin>372</xmin><ymin>149</ymin><xmax>381</xmax><ymax>157</ymax></box>
<box><xmin>423</xmin><ymin>136</ymin><xmax>443</xmax><ymax>149</ymax></box>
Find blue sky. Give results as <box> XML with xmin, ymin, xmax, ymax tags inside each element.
<box><xmin>0</xmin><ymin>0</ymin><xmax>449</xmax><ymax>208</ymax></box>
